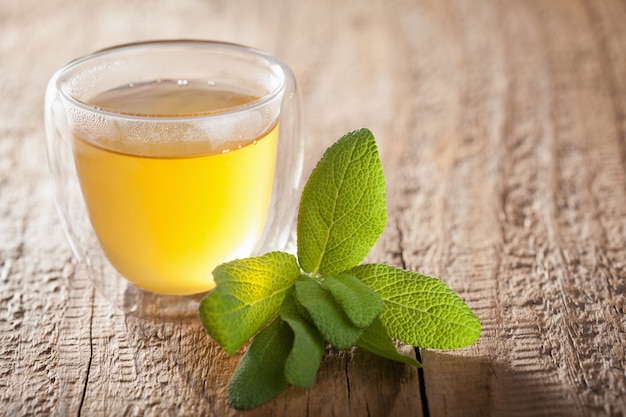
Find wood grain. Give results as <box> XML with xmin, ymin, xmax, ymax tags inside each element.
<box><xmin>1</xmin><ymin>0</ymin><xmax>625</xmax><ymax>416</ymax></box>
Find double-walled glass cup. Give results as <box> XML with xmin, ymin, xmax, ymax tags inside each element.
<box><xmin>45</xmin><ymin>41</ymin><xmax>303</xmax><ymax>319</ymax></box>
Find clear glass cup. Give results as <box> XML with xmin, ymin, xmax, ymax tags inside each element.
<box><xmin>45</xmin><ymin>40</ymin><xmax>304</xmax><ymax>319</ymax></box>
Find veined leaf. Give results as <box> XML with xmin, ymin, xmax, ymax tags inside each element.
<box><xmin>280</xmin><ymin>292</ymin><xmax>324</xmax><ymax>388</ymax></box>
<box><xmin>294</xmin><ymin>275</ymin><xmax>363</xmax><ymax>349</ymax></box>
<box><xmin>227</xmin><ymin>318</ymin><xmax>293</xmax><ymax>410</ymax></box>
<box><xmin>321</xmin><ymin>273</ymin><xmax>383</xmax><ymax>328</ymax></box>
<box><xmin>297</xmin><ymin>128</ymin><xmax>386</xmax><ymax>276</ymax></box>
<box><xmin>199</xmin><ymin>252</ymin><xmax>300</xmax><ymax>354</ymax></box>
<box><xmin>350</xmin><ymin>264</ymin><xmax>481</xmax><ymax>349</ymax></box>
<box><xmin>357</xmin><ymin>317</ymin><xmax>420</xmax><ymax>367</ymax></box>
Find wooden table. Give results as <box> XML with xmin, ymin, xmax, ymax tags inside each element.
<box><xmin>2</xmin><ymin>0</ymin><xmax>625</xmax><ymax>415</ymax></box>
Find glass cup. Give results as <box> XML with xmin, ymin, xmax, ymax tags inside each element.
<box><xmin>45</xmin><ymin>40</ymin><xmax>304</xmax><ymax>319</ymax></box>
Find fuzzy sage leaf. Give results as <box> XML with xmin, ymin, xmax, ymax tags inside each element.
<box><xmin>199</xmin><ymin>252</ymin><xmax>300</xmax><ymax>354</ymax></box>
<box><xmin>321</xmin><ymin>273</ymin><xmax>383</xmax><ymax>328</ymax></box>
<box><xmin>357</xmin><ymin>317</ymin><xmax>420</xmax><ymax>367</ymax></box>
<box><xmin>350</xmin><ymin>264</ymin><xmax>481</xmax><ymax>349</ymax></box>
<box><xmin>280</xmin><ymin>292</ymin><xmax>324</xmax><ymax>388</ymax></box>
<box><xmin>294</xmin><ymin>275</ymin><xmax>363</xmax><ymax>349</ymax></box>
<box><xmin>227</xmin><ymin>318</ymin><xmax>293</xmax><ymax>409</ymax></box>
<box><xmin>297</xmin><ymin>128</ymin><xmax>386</xmax><ymax>276</ymax></box>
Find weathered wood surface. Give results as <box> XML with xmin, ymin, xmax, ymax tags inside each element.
<box><xmin>2</xmin><ymin>0</ymin><xmax>626</xmax><ymax>416</ymax></box>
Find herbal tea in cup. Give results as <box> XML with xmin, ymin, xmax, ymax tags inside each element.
<box><xmin>45</xmin><ymin>41</ymin><xmax>303</xmax><ymax>315</ymax></box>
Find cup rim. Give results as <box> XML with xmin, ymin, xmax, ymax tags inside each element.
<box><xmin>53</xmin><ymin>39</ymin><xmax>289</xmax><ymax>122</ymax></box>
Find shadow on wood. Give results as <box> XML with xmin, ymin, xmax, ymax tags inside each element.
<box><xmin>422</xmin><ymin>350</ymin><xmax>575</xmax><ymax>417</ymax></box>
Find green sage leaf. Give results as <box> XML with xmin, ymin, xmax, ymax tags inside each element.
<box><xmin>280</xmin><ymin>292</ymin><xmax>324</xmax><ymax>388</ymax></box>
<box><xmin>294</xmin><ymin>275</ymin><xmax>363</xmax><ymax>349</ymax></box>
<box><xmin>199</xmin><ymin>252</ymin><xmax>300</xmax><ymax>354</ymax></box>
<box><xmin>297</xmin><ymin>128</ymin><xmax>386</xmax><ymax>276</ymax></box>
<box><xmin>357</xmin><ymin>317</ymin><xmax>420</xmax><ymax>366</ymax></box>
<box><xmin>227</xmin><ymin>318</ymin><xmax>293</xmax><ymax>410</ymax></box>
<box><xmin>321</xmin><ymin>273</ymin><xmax>383</xmax><ymax>328</ymax></box>
<box><xmin>351</xmin><ymin>264</ymin><xmax>481</xmax><ymax>349</ymax></box>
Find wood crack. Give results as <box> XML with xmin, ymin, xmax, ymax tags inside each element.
<box><xmin>76</xmin><ymin>289</ymin><xmax>95</xmax><ymax>417</ymax></box>
<box><xmin>344</xmin><ymin>358</ymin><xmax>351</xmax><ymax>404</ymax></box>
<box><xmin>395</xmin><ymin>222</ymin><xmax>408</xmax><ymax>270</ymax></box>
<box><xmin>414</xmin><ymin>347</ymin><xmax>430</xmax><ymax>417</ymax></box>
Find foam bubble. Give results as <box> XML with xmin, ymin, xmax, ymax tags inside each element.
<box><xmin>66</xmin><ymin>90</ymin><xmax>282</xmax><ymax>158</ymax></box>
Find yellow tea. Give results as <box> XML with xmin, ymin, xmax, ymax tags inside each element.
<box><xmin>72</xmin><ymin>81</ymin><xmax>278</xmax><ymax>295</ymax></box>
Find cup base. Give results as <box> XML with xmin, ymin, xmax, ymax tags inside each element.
<box><xmin>120</xmin><ymin>285</ymin><xmax>206</xmax><ymax>322</ymax></box>
<box><xmin>83</xmin><ymin>263</ymin><xmax>207</xmax><ymax>321</ymax></box>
